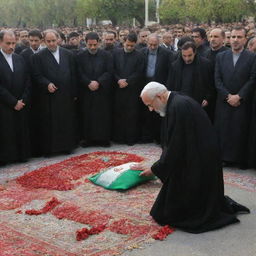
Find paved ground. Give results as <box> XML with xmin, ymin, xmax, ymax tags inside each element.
<box><xmin>0</xmin><ymin>144</ymin><xmax>255</xmax><ymax>256</ymax></box>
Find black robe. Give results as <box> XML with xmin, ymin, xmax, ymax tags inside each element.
<box><xmin>150</xmin><ymin>92</ymin><xmax>249</xmax><ymax>233</ymax></box>
<box><xmin>215</xmin><ymin>49</ymin><xmax>256</xmax><ymax>165</ymax></box>
<box><xmin>20</xmin><ymin>48</ymin><xmax>40</xmax><ymax>155</ymax></box>
<box><xmin>0</xmin><ymin>52</ymin><xmax>30</xmax><ymax>162</ymax></box>
<box><xmin>167</xmin><ymin>54</ymin><xmax>215</xmax><ymax>120</ymax></box>
<box><xmin>112</xmin><ymin>48</ymin><xmax>144</xmax><ymax>144</ymax></box>
<box><xmin>32</xmin><ymin>47</ymin><xmax>77</xmax><ymax>155</ymax></box>
<box><xmin>76</xmin><ymin>49</ymin><xmax>113</xmax><ymax>144</ymax></box>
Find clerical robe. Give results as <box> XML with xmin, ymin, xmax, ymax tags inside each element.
<box><xmin>150</xmin><ymin>92</ymin><xmax>249</xmax><ymax>233</ymax></box>
<box><xmin>0</xmin><ymin>52</ymin><xmax>30</xmax><ymax>163</ymax></box>
<box><xmin>32</xmin><ymin>47</ymin><xmax>77</xmax><ymax>155</ymax></box>
<box><xmin>76</xmin><ymin>49</ymin><xmax>113</xmax><ymax>144</ymax></box>
<box><xmin>112</xmin><ymin>48</ymin><xmax>144</xmax><ymax>145</ymax></box>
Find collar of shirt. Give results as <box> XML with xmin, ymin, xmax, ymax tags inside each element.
<box><xmin>50</xmin><ymin>46</ymin><xmax>60</xmax><ymax>64</ymax></box>
<box><xmin>1</xmin><ymin>48</ymin><xmax>14</xmax><ymax>71</ymax></box>
<box><xmin>30</xmin><ymin>45</ymin><xmax>42</xmax><ymax>54</ymax></box>
<box><xmin>1</xmin><ymin>48</ymin><xmax>13</xmax><ymax>59</ymax></box>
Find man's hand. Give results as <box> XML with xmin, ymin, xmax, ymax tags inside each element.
<box><xmin>201</xmin><ymin>99</ymin><xmax>208</xmax><ymax>107</ymax></box>
<box><xmin>48</xmin><ymin>83</ymin><xmax>58</xmax><ymax>93</ymax></box>
<box><xmin>227</xmin><ymin>94</ymin><xmax>241</xmax><ymax>107</ymax></box>
<box><xmin>14</xmin><ymin>100</ymin><xmax>25</xmax><ymax>111</ymax></box>
<box><xmin>88</xmin><ymin>81</ymin><xmax>99</xmax><ymax>91</ymax></box>
<box><xmin>118</xmin><ymin>79</ymin><xmax>128</xmax><ymax>88</ymax></box>
<box><xmin>130</xmin><ymin>162</ymin><xmax>154</xmax><ymax>177</ymax></box>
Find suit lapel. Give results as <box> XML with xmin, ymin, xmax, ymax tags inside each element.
<box><xmin>46</xmin><ymin>48</ymin><xmax>60</xmax><ymax>66</ymax></box>
<box><xmin>233</xmin><ymin>49</ymin><xmax>246</xmax><ymax>70</ymax></box>
<box><xmin>0</xmin><ymin>52</ymin><xmax>14</xmax><ymax>73</ymax></box>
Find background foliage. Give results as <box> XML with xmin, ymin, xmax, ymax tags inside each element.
<box><xmin>0</xmin><ymin>0</ymin><xmax>254</xmax><ymax>28</ymax></box>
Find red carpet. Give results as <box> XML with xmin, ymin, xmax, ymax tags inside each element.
<box><xmin>0</xmin><ymin>151</ymin><xmax>174</xmax><ymax>256</ymax></box>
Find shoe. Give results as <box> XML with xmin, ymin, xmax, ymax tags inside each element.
<box><xmin>224</xmin><ymin>196</ymin><xmax>250</xmax><ymax>213</ymax></box>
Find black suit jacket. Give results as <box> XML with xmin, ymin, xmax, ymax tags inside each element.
<box><xmin>140</xmin><ymin>46</ymin><xmax>174</xmax><ymax>85</ymax></box>
<box><xmin>0</xmin><ymin>52</ymin><xmax>30</xmax><ymax>107</ymax></box>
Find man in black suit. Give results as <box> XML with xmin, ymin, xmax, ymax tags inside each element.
<box><xmin>15</xmin><ymin>30</ymin><xmax>29</xmax><ymax>54</ymax></box>
<box><xmin>20</xmin><ymin>30</ymin><xmax>43</xmax><ymax>156</ymax></box>
<box><xmin>32</xmin><ymin>29</ymin><xmax>77</xmax><ymax>156</ymax></box>
<box><xmin>167</xmin><ymin>41</ymin><xmax>215</xmax><ymax>123</ymax></box>
<box><xmin>0</xmin><ymin>30</ymin><xmax>31</xmax><ymax>164</ymax></box>
<box><xmin>20</xmin><ymin>30</ymin><xmax>43</xmax><ymax>68</ymax></box>
<box><xmin>191</xmin><ymin>27</ymin><xmax>209</xmax><ymax>56</ymax></box>
<box><xmin>215</xmin><ymin>27</ymin><xmax>256</xmax><ymax>169</ymax></box>
<box><xmin>140</xmin><ymin>33</ymin><xmax>174</xmax><ymax>143</ymax></box>
<box><xmin>112</xmin><ymin>33</ymin><xmax>144</xmax><ymax>145</ymax></box>
<box><xmin>77</xmin><ymin>32</ymin><xmax>113</xmax><ymax>147</ymax></box>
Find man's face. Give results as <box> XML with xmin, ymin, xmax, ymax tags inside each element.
<box><xmin>139</xmin><ymin>31</ymin><xmax>150</xmax><ymax>44</ymax></box>
<box><xmin>175</xmin><ymin>29</ymin><xmax>184</xmax><ymax>39</ymax></box>
<box><xmin>119</xmin><ymin>30</ymin><xmax>129</xmax><ymax>43</ymax></box>
<box><xmin>248</xmin><ymin>40</ymin><xmax>256</xmax><ymax>53</ymax></box>
<box><xmin>142</xmin><ymin>93</ymin><xmax>166</xmax><ymax>117</ymax></box>
<box><xmin>163</xmin><ymin>34</ymin><xmax>173</xmax><ymax>46</ymax></box>
<box><xmin>225</xmin><ymin>31</ymin><xmax>231</xmax><ymax>46</ymax></box>
<box><xmin>192</xmin><ymin>32</ymin><xmax>204</xmax><ymax>47</ymax></box>
<box><xmin>29</xmin><ymin>36</ymin><xmax>42</xmax><ymax>51</ymax></box>
<box><xmin>182</xmin><ymin>47</ymin><xmax>196</xmax><ymax>64</ymax></box>
<box><xmin>1</xmin><ymin>34</ymin><xmax>16</xmax><ymax>54</ymax></box>
<box><xmin>231</xmin><ymin>29</ymin><xmax>246</xmax><ymax>52</ymax></box>
<box><xmin>20</xmin><ymin>31</ymin><xmax>29</xmax><ymax>44</ymax></box>
<box><xmin>209</xmin><ymin>30</ymin><xmax>224</xmax><ymax>50</ymax></box>
<box><xmin>86</xmin><ymin>39</ymin><xmax>99</xmax><ymax>54</ymax></box>
<box><xmin>104</xmin><ymin>33</ymin><xmax>115</xmax><ymax>47</ymax></box>
<box><xmin>44</xmin><ymin>32</ymin><xmax>58</xmax><ymax>52</ymax></box>
<box><xmin>124</xmin><ymin>40</ymin><xmax>136</xmax><ymax>53</ymax></box>
<box><xmin>69</xmin><ymin>36</ymin><xmax>79</xmax><ymax>46</ymax></box>
<box><xmin>147</xmin><ymin>37</ymin><xmax>159</xmax><ymax>51</ymax></box>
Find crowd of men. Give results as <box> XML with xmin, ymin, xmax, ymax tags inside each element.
<box><xmin>1</xmin><ymin>22</ymin><xmax>256</xmax><ymax>171</ymax></box>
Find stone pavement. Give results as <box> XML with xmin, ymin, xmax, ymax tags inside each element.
<box><xmin>0</xmin><ymin>144</ymin><xmax>255</xmax><ymax>256</ymax></box>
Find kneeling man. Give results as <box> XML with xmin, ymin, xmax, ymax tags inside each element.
<box><xmin>132</xmin><ymin>82</ymin><xmax>249</xmax><ymax>233</ymax></box>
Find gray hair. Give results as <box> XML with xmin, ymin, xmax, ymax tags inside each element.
<box><xmin>0</xmin><ymin>30</ymin><xmax>15</xmax><ymax>41</ymax></box>
<box><xmin>141</xmin><ymin>82</ymin><xmax>167</xmax><ymax>100</ymax></box>
<box><xmin>248</xmin><ymin>37</ymin><xmax>256</xmax><ymax>47</ymax></box>
<box><xmin>43</xmin><ymin>29</ymin><xmax>59</xmax><ymax>39</ymax></box>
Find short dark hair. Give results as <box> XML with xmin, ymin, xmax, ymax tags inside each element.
<box><xmin>181</xmin><ymin>41</ymin><xmax>197</xmax><ymax>53</ymax></box>
<box><xmin>67</xmin><ymin>32</ymin><xmax>79</xmax><ymax>40</ymax></box>
<box><xmin>85</xmin><ymin>32</ymin><xmax>99</xmax><ymax>42</ymax></box>
<box><xmin>125</xmin><ymin>32</ymin><xmax>137</xmax><ymax>43</ymax></box>
<box><xmin>28</xmin><ymin>29</ymin><xmax>42</xmax><ymax>39</ymax></box>
<box><xmin>232</xmin><ymin>26</ymin><xmax>246</xmax><ymax>36</ymax></box>
<box><xmin>106</xmin><ymin>31</ymin><xmax>116</xmax><ymax>38</ymax></box>
<box><xmin>192</xmin><ymin>27</ymin><xmax>207</xmax><ymax>39</ymax></box>
<box><xmin>178</xmin><ymin>36</ymin><xmax>195</xmax><ymax>49</ymax></box>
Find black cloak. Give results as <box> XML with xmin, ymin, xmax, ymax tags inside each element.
<box><xmin>150</xmin><ymin>92</ymin><xmax>249</xmax><ymax>233</ymax></box>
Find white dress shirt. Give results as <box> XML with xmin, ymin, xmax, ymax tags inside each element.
<box><xmin>1</xmin><ymin>49</ymin><xmax>14</xmax><ymax>71</ymax></box>
<box><xmin>50</xmin><ymin>46</ymin><xmax>60</xmax><ymax>64</ymax></box>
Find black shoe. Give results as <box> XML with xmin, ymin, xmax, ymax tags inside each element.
<box><xmin>224</xmin><ymin>196</ymin><xmax>250</xmax><ymax>213</ymax></box>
